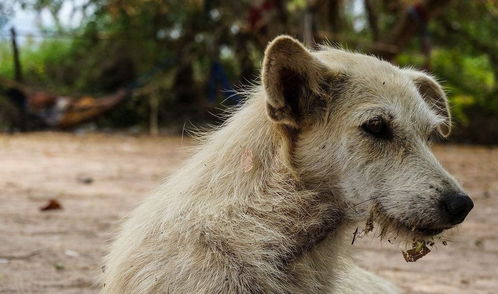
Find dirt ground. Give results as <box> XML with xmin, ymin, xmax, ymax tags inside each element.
<box><xmin>0</xmin><ymin>133</ymin><xmax>496</xmax><ymax>294</ymax></box>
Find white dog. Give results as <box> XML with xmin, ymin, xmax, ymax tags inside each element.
<box><xmin>102</xmin><ymin>36</ymin><xmax>473</xmax><ymax>294</ymax></box>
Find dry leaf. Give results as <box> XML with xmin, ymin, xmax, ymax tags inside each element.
<box><xmin>402</xmin><ymin>240</ymin><xmax>431</xmax><ymax>262</ymax></box>
<box><xmin>40</xmin><ymin>199</ymin><xmax>62</xmax><ymax>211</ymax></box>
<box><xmin>364</xmin><ymin>213</ymin><xmax>374</xmax><ymax>234</ymax></box>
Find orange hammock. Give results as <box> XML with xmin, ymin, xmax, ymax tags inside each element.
<box><xmin>1</xmin><ymin>77</ymin><xmax>131</xmax><ymax>128</ymax></box>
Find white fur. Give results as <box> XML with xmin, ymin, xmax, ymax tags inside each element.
<box><xmin>102</xmin><ymin>36</ymin><xmax>468</xmax><ymax>294</ymax></box>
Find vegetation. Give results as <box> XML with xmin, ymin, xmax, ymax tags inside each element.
<box><xmin>0</xmin><ymin>0</ymin><xmax>496</xmax><ymax>143</ymax></box>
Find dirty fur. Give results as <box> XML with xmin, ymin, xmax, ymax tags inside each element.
<box><xmin>102</xmin><ymin>36</ymin><xmax>470</xmax><ymax>294</ymax></box>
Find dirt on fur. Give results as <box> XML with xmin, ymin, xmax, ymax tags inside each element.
<box><xmin>0</xmin><ymin>133</ymin><xmax>496</xmax><ymax>294</ymax></box>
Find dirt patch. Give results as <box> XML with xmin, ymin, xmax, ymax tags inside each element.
<box><xmin>0</xmin><ymin>133</ymin><xmax>496</xmax><ymax>294</ymax></box>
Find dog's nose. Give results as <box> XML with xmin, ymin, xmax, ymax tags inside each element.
<box><xmin>441</xmin><ymin>192</ymin><xmax>474</xmax><ymax>225</ymax></box>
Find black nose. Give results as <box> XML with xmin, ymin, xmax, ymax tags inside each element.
<box><xmin>441</xmin><ymin>192</ymin><xmax>474</xmax><ymax>225</ymax></box>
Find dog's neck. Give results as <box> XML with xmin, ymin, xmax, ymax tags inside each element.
<box><xmin>189</xmin><ymin>92</ymin><xmax>347</xmax><ymax>269</ymax></box>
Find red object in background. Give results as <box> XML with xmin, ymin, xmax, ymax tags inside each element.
<box><xmin>412</xmin><ymin>3</ymin><xmax>429</xmax><ymax>23</ymax></box>
<box><xmin>29</xmin><ymin>91</ymin><xmax>57</xmax><ymax>109</ymax></box>
<box><xmin>248</xmin><ymin>0</ymin><xmax>275</xmax><ymax>31</ymax></box>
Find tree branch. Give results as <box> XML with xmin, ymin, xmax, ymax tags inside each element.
<box><xmin>328</xmin><ymin>0</ymin><xmax>343</xmax><ymax>34</ymax></box>
<box><xmin>371</xmin><ymin>0</ymin><xmax>453</xmax><ymax>61</ymax></box>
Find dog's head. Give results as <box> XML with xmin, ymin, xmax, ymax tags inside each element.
<box><xmin>261</xmin><ymin>36</ymin><xmax>473</xmax><ymax>240</ymax></box>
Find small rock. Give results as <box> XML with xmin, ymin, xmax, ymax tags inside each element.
<box><xmin>0</xmin><ymin>258</ymin><xmax>8</xmax><ymax>264</ymax></box>
<box><xmin>77</xmin><ymin>175</ymin><xmax>94</xmax><ymax>185</ymax></box>
<box><xmin>64</xmin><ymin>249</ymin><xmax>79</xmax><ymax>257</ymax></box>
<box><xmin>483</xmin><ymin>191</ymin><xmax>490</xmax><ymax>199</ymax></box>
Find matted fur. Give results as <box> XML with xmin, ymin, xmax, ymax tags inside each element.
<box><xmin>102</xmin><ymin>36</ymin><xmax>470</xmax><ymax>294</ymax></box>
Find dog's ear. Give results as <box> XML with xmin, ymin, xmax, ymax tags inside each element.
<box><xmin>262</xmin><ymin>35</ymin><xmax>332</xmax><ymax>128</ymax></box>
<box><xmin>405</xmin><ymin>69</ymin><xmax>451</xmax><ymax>137</ymax></box>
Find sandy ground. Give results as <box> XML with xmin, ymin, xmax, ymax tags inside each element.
<box><xmin>0</xmin><ymin>133</ymin><xmax>496</xmax><ymax>294</ymax></box>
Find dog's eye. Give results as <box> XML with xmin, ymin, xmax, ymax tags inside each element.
<box><xmin>361</xmin><ymin>117</ymin><xmax>392</xmax><ymax>140</ymax></box>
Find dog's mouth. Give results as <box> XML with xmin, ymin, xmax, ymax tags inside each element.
<box><xmin>391</xmin><ymin>218</ymin><xmax>455</xmax><ymax>237</ymax></box>
<box><xmin>413</xmin><ymin>227</ymin><xmax>444</xmax><ymax>236</ymax></box>
<box><xmin>370</xmin><ymin>204</ymin><xmax>452</xmax><ymax>238</ymax></box>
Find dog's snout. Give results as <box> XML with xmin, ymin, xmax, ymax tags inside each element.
<box><xmin>440</xmin><ymin>192</ymin><xmax>474</xmax><ymax>225</ymax></box>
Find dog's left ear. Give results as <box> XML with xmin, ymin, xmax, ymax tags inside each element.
<box><xmin>262</xmin><ymin>36</ymin><xmax>333</xmax><ymax>128</ymax></box>
<box><xmin>405</xmin><ymin>69</ymin><xmax>451</xmax><ymax>137</ymax></box>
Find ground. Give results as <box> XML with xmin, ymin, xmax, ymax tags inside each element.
<box><xmin>0</xmin><ymin>133</ymin><xmax>496</xmax><ymax>294</ymax></box>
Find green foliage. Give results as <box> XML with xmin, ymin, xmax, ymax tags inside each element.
<box><xmin>1</xmin><ymin>0</ymin><xmax>497</xmax><ymax>143</ymax></box>
<box><xmin>397</xmin><ymin>49</ymin><xmax>496</xmax><ymax>126</ymax></box>
<box><xmin>0</xmin><ymin>39</ymin><xmax>73</xmax><ymax>91</ymax></box>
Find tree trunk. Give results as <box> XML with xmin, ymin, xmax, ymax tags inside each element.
<box><xmin>364</xmin><ymin>0</ymin><xmax>379</xmax><ymax>41</ymax></box>
<box><xmin>10</xmin><ymin>27</ymin><xmax>23</xmax><ymax>82</ymax></box>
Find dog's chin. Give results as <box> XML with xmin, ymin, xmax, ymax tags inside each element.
<box><xmin>371</xmin><ymin>209</ymin><xmax>451</xmax><ymax>240</ymax></box>
<box><xmin>392</xmin><ymin>218</ymin><xmax>453</xmax><ymax>239</ymax></box>
<box><xmin>365</xmin><ymin>204</ymin><xmax>455</xmax><ymax>242</ymax></box>
<box><xmin>414</xmin><ymin>227</ymin><xmax>445</xmax><ymax>236</ymax></box>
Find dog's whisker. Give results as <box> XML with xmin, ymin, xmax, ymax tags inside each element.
<box><xmin>352</xmin><ymin>195</ymin><xmax>386</xmax><ymax>208</ymax></box>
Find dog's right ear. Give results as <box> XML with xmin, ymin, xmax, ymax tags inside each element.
<box><xmin>262</xmin><ymin>36</ymin><xmax>332</xmax><ymax>128</ymax></box>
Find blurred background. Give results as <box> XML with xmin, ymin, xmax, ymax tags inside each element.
<box><xmin>0</xmin><ymin>1</ymin><xmax>497</xmax><ymax>294</ymax></box>
<box><xmin>0</xmin><ymin>0</ymin><xmax>497</xmax><ymax>142</ymax></box>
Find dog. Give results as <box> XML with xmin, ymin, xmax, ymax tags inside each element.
<box><xmin>102</xmin><ymin>35</ymin><xmax>473</xmax><ymax>294</ymax></box>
